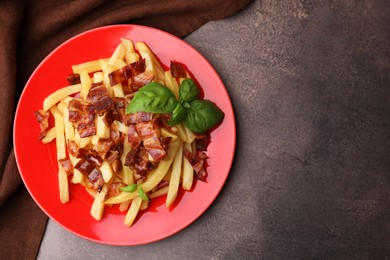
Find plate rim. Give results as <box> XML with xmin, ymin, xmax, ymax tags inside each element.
<box><xmin>13</xmin><ymin>24</ymin><xmax>236</xmax><ymax>245</ymax></box>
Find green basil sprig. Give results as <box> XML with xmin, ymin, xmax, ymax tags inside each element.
<box><xmin>126</xmin><ymin>82</ymin><xmax>177</xmax><ymax>114</ymax></box>
<box><xmin>120</xmin><ymin>184</ymin><xmax>149</xmax><ymax>201</ymax></box>
<box><xmin>126</xmin><ymin>79</ymin><xmax>224</xmax><ymax>133</ymax></box>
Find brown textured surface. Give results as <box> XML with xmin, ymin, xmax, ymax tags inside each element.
<box><xmin>0</xmin><ymin>0</ymin><xmax>251</xmax><ymax>259</ymax></box>
<box><xmin>38</xmin><ymin>1</ymin><xmax>390</xmax><ymax>259</ymax></box>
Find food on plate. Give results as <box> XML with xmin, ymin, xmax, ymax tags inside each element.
<box><xmin>34</xmin><ymin>38</ymin><xmax>224</xmax><ymax>227</ymax></box>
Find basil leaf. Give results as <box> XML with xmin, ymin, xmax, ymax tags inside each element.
<box><xmin>184</xmin><ymin>99</ymin><xmax>224</xmax><ymax>133</ymax></box>
<box><xmin>138</xmin><ymin>186</ymin><xmax>149</xmax><ymax>201</ymax></box>
<box><xmin>126</xmin><ymin>82</ymin><xmax>178</xmax><ymax>114</ymax></box>
<box><xmin>120</xmin><ymin>184</ymin><xmax>138</xmax><ymax>193</ymax></box>
<box><xmin>168</xmin><ymin>103</ymin><xmax>187</xmax><ymax>125</ymax></box>
<box><xmin>179</xmin><ymin>79</ymin><xmax>200</xmax><ymax>103</ymax></box>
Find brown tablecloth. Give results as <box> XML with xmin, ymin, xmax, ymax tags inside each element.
<box><xmin>0</xmin><ymin>1</ymin><xmax>251</xmax><ymax>259</ymax></box>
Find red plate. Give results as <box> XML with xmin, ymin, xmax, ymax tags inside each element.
<box><xmin>13</xmin><ymin>25</ymin><xmax>236</xmax><ymax>245</ymax></box>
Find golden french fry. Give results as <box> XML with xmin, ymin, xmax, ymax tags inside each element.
<box><xmin>113</xmin><ymin>84</ymin><xmax>124</xmax><ymax>97</ymax></box>
<box><xmin>142</xmin><ymin>139</ymin><xmax>180</xmax><ymax>192</ymax></box>
<box><xmin>108</xmin><ymin>43</ymin><xmax>126</xmax><ymax>67</ymax></box>
<box><xmin>90</xmin><ymin>185</ymin><xmax>107</xmax><ymax>221</ymax></box>
<box><xmin>124</xmin><ymin>197</ymin><xmax>142</xmax><ymax>227</ymax></box>
<box><xmin>74</xmin><ymin>130</ymin><xmax>81</xmax><ymax>146</ymax></box>
<box><xmin>50</xmin><ymin>106</ymin><xmax>66</xmax><ymax>160</ymax></box>
<box><xmin>79</xmin><ymin>136</ymin><xmax>92</xmax><ymax>148</ymax></box>
<box><xmin>138</xmin><ymin>51</ymin><xmax>164</xmax><ymax>84</ymax></box>
<box><xmin>121</xmin><ymin>38</ymin><xmax>135</xmax><ymax>52</ymax></box>
<box><xmin>43</xmin><ymin>84</ymin><xmax>81</xmax><ymax>111</ymax></box>
<box><xmin>113</xmin><ymin>59</ymin><xmax>127</xmax><ymax>69</ymax></box>
<box><xmin>72</xmin><ymin>59</ymin><xmax>106</xmax><ymax>74</ymax></box>
<box><xmin>125</xmin><ymin>52</ymin><xmax>140</xmax><ymax>64</ymax></box>
<box><xmin>176</xmin><ymin>124</ymin><xmax>189</xmax><ymax>143</ymax></box>
<box><xmin>149</xmin><ymin>186</ymin><xmax>169</xmax><ymax>199</ymax></box>
<box><xmin>135</xmin><ymin>42</ymin><xmax>165</xmax><ymax>82</ymax></box>
<box><xmin>119</xmin><ymin>201</ymin><xmax>131</xmax><ymax>212</ymax></box>
<box><xmin>160</xmin><ymin>127</ymin><xmax>178</xmax><ymax>141</ymax></box>
<box><xmin>164</xmin><ymin>70</ymin><xmax>179</xmax><ymax>98</ymax></box>
<box><xmin>99</xmin><ymin>58</ymin><xmax>114</xmax><ymax>97</ymax></box>
<box><xmin>166</xmin><ymin>141</ymin><xmax>183</xmax><ymax>207</ymax></box>
<box><xmin>114</xmin><ymin>120</ymin><xmax>129</xmax><ymax>134</ymax></box>
<box><xmin>58</xmin><ymin>163</ymin><xmax>69</xmax><ymax>203</ymax></box>
<box><xmin>93</xmin><ymin>71</ymin><xmax>103</xmax><ymax>83</ymax></box>
<box><xmin>121</xmin><ymin>38</ymin><xmax>140</xmax><ymax>64</ymax></box>
<box><xmin>182</xmin><ymin>142</ymin><xmax>194</xmax><ymax>190</ymax></box>
<box><xmin>41</xmin><ymin>127</ymin><xmax>56</xmax><ymax>144</ymax></box>
<box><xmin>62</xmin><ymin>108</ymin><xmax>75</xmax><ymax>141</ymax></box>
<box><xmin>99</xmin><ymin>160</ymin><xmax>114</xmax><ymax>183</ymax></box>
<box><xmin>120</xmin><ymin>133</ymin><xmax>134</xmax><ymax>185</ymax></box>
<box><xmin>140</xmin><ymin>200</ymin><xmax>148</xmax><ymax>210</ymax></box>
<box><xmin>80</xmin><ymin>68</ymin><xmax>91</xmax><ymax>102</ymax></box>
<box><xmin>96</xmin><ymin>114</ymin><xmax>110</xmax><ymax>139</ymax></box>
<box><xmin>85</xmin><ymin>187</ymin><xmax>97</xmax><ymax>198</ymax></box>
<box><xmin>163</xmin><ymin>168</ymin><xmax>172</xmax><ymax>181</ymax></box>
<box><xmin>184</xmin><ymin>126</ymin><xmax>195</xmax><ymax>143</ymax></box>
<box><xmin>72</xmin><ymin>169</ymin><xmax>84</xmax><ymax>184</ymax></box>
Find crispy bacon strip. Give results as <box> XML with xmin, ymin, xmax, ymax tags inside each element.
<box><xmin>74</xmin><ymin>156</ymin><xmax>104</xmax><ymax>192</ymax></box>
<box><xmin>170</xmin><ymin>61</ymin><xmax>187</xmax><ymax>78</ymax></box>
<box><xmin>195</xmin><ymin>134</ymin><xmax>209</xmax><ymax>151</ymax></box>
<box><xmin>183</xmin><ymin>149</ymin><xmax>208</xmax><ymax>182</ymax></box>
<box><xmin>128</xmin><ymin>112</ymin><xmax>154</xmax><ymax>124</ymax></box>
<box><xmin>129</xmin><ymin>71</ymin><xmax>155</xmax><ymax>92</ymax></box>
<box><xmin>95</xmin><ymin>138</ymin><xmax>114</xmax><ymax>158</ymax></box>
<box><xmin>68</xmin><ymin>99</ymin><xmax>96</xmax><ymax>138</ymax></box>
<box><xmin>108</xmin><ymin>59</ymin><xmax>146</xmax><ymax>86</ymax></box>
<box><xmin>86</xmin><ymin>82</ymin><xmax>114</xmax><ymax>116</ymax></box>
<box><xmin>58</xmin><ymin>158</ymin><xmax>74</xmax><ymax>175</ymax></box>
<box><xmin>88</xmin><ymin>167</ymin><xmax>105</xmax><ymax>192</ymax></box>
<box><xmin>67</xmin><ymin>140</ymin><xmax>79</xmax><ymax>157</ymax></box>
<box><xmin>135</xmin><ymin>122</ymin><xmax>166</xmax><ymax>162</ymax></box>
<box><xmin>67</xmin><ymin>73</ymin><xmax>81</xmax><ymax>85</ymax></box>
<box><xmin>34</xmin><ymin>110</ymin><xmax>49</xmax><ymax>140</ymax></box>
<box><xmin>128</xmin><ymin>125</ymin><xmax>141</xmax><ymax>149</ymax></box>
<box><xmin>114</xmin><ymin>97</ymin><xmax>132</xmax><ymax>126</ymax></box>
<box><xmin>107</xmin><ymin>182</ymin><xmax>125</xmax><ymax>198</ymax></box>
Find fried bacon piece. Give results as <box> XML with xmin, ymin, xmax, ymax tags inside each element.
<box><xmin>67</xmin><ymin>140</ymin><xmax>79</xmax><ymax>157</ymax></box>
<box><xmin>74</xmin><ymin>155</ymin><xmax>104</xmax><ymax>192</ymax></box>
<box><xmin>68</xmin><ymin>99</ymin><xmax>96</xmax><ymax>138</ymax></box>
<box><xmin>114</xmin><ymin>97</ymin><xmax>132</xmax><ymax>125</ymax></box>
<box><xmin>183</xmin><ymin>149</ymin><xmax>208</xmax><ymax>182</ymax></box>
<box><xmin>124</xmin><ymin>142</ymin><xmax>157</xmax><ymax>180</ymax></box>
<box><xmin>95</xmin><ymin>138</ymin><xmax>114</xmax><ymax>159</ymax></box>
<box><xmin>58</xmin><ymin>158</ymin><xmax>74</xmax><ymax>175</ymax></box>
<box><xmin>111</xmin><ymin>158</ymin><xmax>123</xmax><ymax>173</ymax></box>
<box><xmin>67</xmin><ymin>73</ymin><xmax>81</xmax><ymax>85</ymax></box>
<box><xmin>74</xmin><ymin>157</ymin><xmax>95</xmax><ymax>174</ymax></box>
<box><xmin>135</xmin><ymin>122</ymin><xmax>166</xmax><ymax>162</ymax></box>
<box><xmin>107</xmin><ymin>182</ymin><xmax>125</xmax><ymax>198</ymax></box>
<box><xmin>34</xmin><ymin>110</ymin><xmax>49</xmax><ymax>140</ymax></box>
<box><xmin>128</xmin><ymin>125</ymin><xmax>141</xmax><ymax>149</ymax></box>
<box><xmin>129</xmin><ymin>71</ymin><xmax>155</xmax><ymax>92</ymax></box>
<box><xmin>194</xmin><ymin>134</ymin><xmax>209</xmax><ymax>151</ymax></box>
<box><xmin>88</xmin><ymin>167</ymin><xmax>105</xmax><ymax>192</ymax></box>
<box><xmin>128</xmin><ymin>112</ymin><xmax>154</xmax><ymax>124</ymax></box>
<box><xmin>86</xmin><ymin>82</ymin><xmax>114</xmax><ymax>116</ymax></box>
<box><xmin>108</xmin><ymin>59</ymin><xmax>146</xmax><ymax>86</ymax></box>
<box><xmin>170</xmin><ymin>61</ymin><xmax>187</xmax><ymax>78</ymax></box>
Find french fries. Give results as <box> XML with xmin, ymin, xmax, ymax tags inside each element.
<box><xmin>35</xmin><ymin>38</ymin><xmax>209</xmax><ymax>227</ymax></box>
<box><xmin>166</xmin><ymin>141</ymin><xmax>183</xmax><ymax>207</ymax></box>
